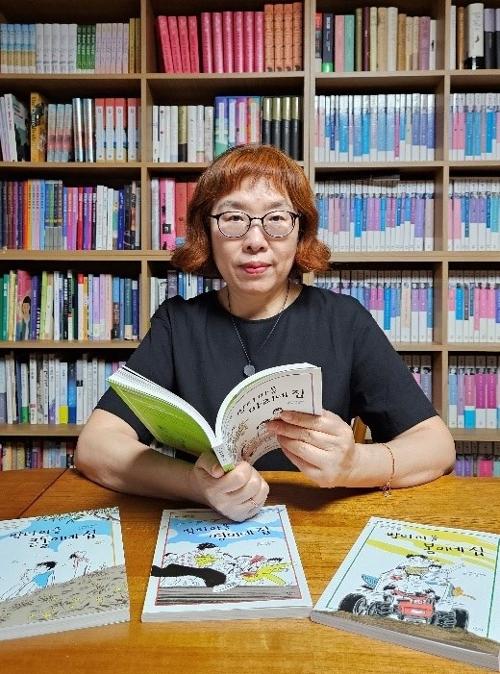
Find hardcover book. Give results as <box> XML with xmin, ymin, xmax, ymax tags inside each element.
<box><xmin>142</xmin><ymin>505</ymin><xmax>312</xmax><ymax>621</ymax></box>
<box><xmin>311</xmin><ymin>516</ymin><xmax>500</xmax><ymax>671</ymax></box>
<box><xmin>108</xmin><ymin>362</ymin><xmax>322</xmax><ymax>471</ymax></box>
<box><xmin>0</xmin><ymin>507</ymin><xmax>129</xmax><ymax>641</ymax></box>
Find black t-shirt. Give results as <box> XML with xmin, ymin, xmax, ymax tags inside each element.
<box><xmin>97</xmin><ymin>285</ymin><xmax>436</xmax><ymax>469</ymax></box>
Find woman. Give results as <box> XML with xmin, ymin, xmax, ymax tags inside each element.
<box><xmin>76</xmin><ymin>144</ymin><xmax>455</xmax><ymax>521</ymax></box>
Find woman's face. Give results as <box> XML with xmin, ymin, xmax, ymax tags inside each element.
<box><xmin>209</xmin><ymin>177</ymin><xmax>299</xmax><ymax>297</ymax></box>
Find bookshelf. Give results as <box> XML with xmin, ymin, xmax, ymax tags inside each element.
<box><xmin>0</xmin><ymin>0</ymin><xmax>498</xmax><ymax>457</ymax></box>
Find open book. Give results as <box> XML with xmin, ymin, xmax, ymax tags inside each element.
<box><xmin>311</xmin><ymin>516</ymin><xmax>500</xmax><ymax>671</ymax></box>
<box><xmin>108</xmin><ymin>362</ymin><xmax>322</xmax><ymax>471</ymax></box>
<box><xmin>142</xmin><ymin>505</ymin><xmax>312</xmax><ymax>621</ymax></box>
<box><xmin>0</xmin><ymin>507</ymin><xmax>129</xmax><ymax>641</ymax></box>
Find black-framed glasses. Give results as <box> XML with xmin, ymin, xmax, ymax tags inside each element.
<box><xmin>209</xmin><ymin>210</ymin><xmax>300</xmax><ymax>239</ymax></box>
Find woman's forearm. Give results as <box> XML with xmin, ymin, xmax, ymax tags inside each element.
<box><xmin>75</xmin><ymin>421</ymin><xmax>207</xmax><ymax>505</ymax></box>
<box><xmin>345</xmin><ymin>417</ymin><xmax>456</xmax><ymax>490</ymax></box>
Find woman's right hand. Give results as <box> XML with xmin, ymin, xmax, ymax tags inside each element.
<box><xmin>190</xmin><ymin>453</ymin><xmax>269</xmax><ymax>522</ymax></box>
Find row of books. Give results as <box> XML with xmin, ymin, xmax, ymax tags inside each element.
<box><xmin>451</xmin><ymin>4</ymin><xmax>500</xmax><ymax>70</ymax></box>
<box><xmin>150</xmin><ymin>274</ymin><xmax>225</xmax><ymax>313</ymax></box>
<box><xmin>449</xmin><ymin>92</ymin><xmax>500</xmax><ymax>160</ymax></box>
<box><xmin>0</xmin><ymin>353</ymin><xmax>125</xmax><ymax>426</ymax></box>
<box><xmin>152</xmin><ymin>96</ymin><xmax>303</xmax><ymax>163</ymax></box>
<box><xmin>0</xmin><ymin>271</ymin><xmax>139</xmax><ymax>342</ymax></box>
<box><xmin>454</xmin><ymin>441</ymin><xmax>500</xmax><ymax>477</ymax></box>
<box><xmin>314</xmin><ymin>93</ymin><xmax>436</xmax><ymax>163</ymax></box>
<box><xmin>0</xmin><ymin>441</ymin><xmax>75</xmax><ymax>471</ymax></box>
<box><xmin>448</xmin><ymin>354</ymin><xmax>499</xmax><ymax>430</ymax></box>
<box><xmin>156</xmin><ymin>5</ymin><xmax>302</xmax><ymax>74</ymax></box>
<box><xmin>448</xmin><ymin>273</ymin><xmax>500</xmax><ymax>343</ymax></box>
<box><xmin>0</xmin><ymin>20</ymin><xmax>141</xmax><ymax>74</ymax></box>
<box><xmin>314</xmin><ymin>270</ymin><xmax>434</xmax><ymax>344</ymax></box>
<box><xmin>401</xmin><ymin>353</ymin><xmax>433</xmax><ymax>402</ymax></box>
<box><xmin>1</xmin><ymin>94</ymin><xmax>141</xmax><ymax>163</ymax></box>
<box><xmin>0</xmin><ymin>180</ymin><xmax>141</xmax><ymax>251</ymax></box>
<box><xmin>448</xmin><ymin>178</ymin><xmax>500</xmax><ymax>251</ymax></box>
<box><xmin>150</xmin><ymin>178</ymin><xmax>196</xmax><ymax>250</ymax></box>
<box><xmin>315</xmin><ymin>10</ymin><xmax>436</xmax><ymax>73</ymax></box>
<box><xmin>315</xmin><ymin>180</ymin><xmax>434</xmax><ymax>252</ymax></box>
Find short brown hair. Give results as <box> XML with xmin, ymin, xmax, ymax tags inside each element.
<box><xmin>171</xmin><ymin>144</ymin><xmax>331</xmax><ymax>276</ymax></box>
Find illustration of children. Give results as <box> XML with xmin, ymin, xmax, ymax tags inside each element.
<box><xmin>69</xmin><ymin>551</ymin><xmax>91</xmax><ymax>577</ymax></box>
<box><xmin>1</xmin><ymin>561</ymin><xmax>57</xmax><ymax>600</ymax></box>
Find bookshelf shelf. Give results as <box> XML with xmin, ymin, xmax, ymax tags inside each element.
<box><xmin>0</xmin><ymin>0</ymin><xmax>498</xmax><ymax>453</ymax></box>
<box><xmin>451</xmin><ymin>429</ymin><xmax>500</xmax><ymax>442</ymax></box>
<box><xmin>0</xmin><ymin>341</ymin><xmax>139</xmax><ymax>350</ymax></box>
<box><xmin>0</xmin><ymin>424</ymin><xmax>84</xmax><ymax>437</ymax></box>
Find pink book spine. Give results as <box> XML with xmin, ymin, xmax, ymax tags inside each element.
<box><xmin>480</xmin><ymin>284</ymin><xmax>488</xmax><ymax>340</ymax></box>
<box><xmin>376</xmin><ymin>281</ymin><xmax>384</xmax><ymax>313</ymax></box>
<box><xmin>187</xmin><ymin>16</ymin><xmax>200</xmax><ymax>73</ymax></box>
<box><xmin>212</xmin><ymin>12</ymin><xmax>224</xmax><ymax>73</ymax></box>
<box><xmin>374</xmin><ymin>198</ymin><xmax>380</xmax><ymax>237</ymax></box>
<box><xmin>334</xmin><ymin>15</ymin><xmax>344</xmax><ymax>73</ymax></box>
<box><xmin>243</xmin><ymin>11</ymin><xmax>255</xmax><ymax>72</ymax></box>
<box><xmin>369</xmin><ymin>283</ymin><xmax>377</xmax><ymax>314</ymax></box>
<box><xmin>394</xmin><ymin>108</ymin><xmax>400</xmax><ymax>158</ymax></box>
<box><xmin>452</xmin><ymin>196</ymin><xmax>462</xmax><ymax>246</ymax></box>
<box><xmin>254</xmin><ymin>11</ymin><xmax>264</xmax><ymax>72</ymax></box>
<box><xmin>156</xmin><ymin>16</ymin><xmax>174</xmax><ymax>73</ymax></box>
<box><xmin>478</xmin><ymin>452</ymin><xmax>493</xmax><ymax>476</ymax></box>
<box><xmin>200</xmin><ymin>13</ymin><xmax>213</xmax><ymax>73</ymax></box>
<box><xmin>167</xmin><ymin>16</ymin><xmax>183</xmax><ymax>72</ymax></box>
<box><xmin>177</xmin><ymin>16</ymin><xmax>191</xmax><ymax>73</ymax></box>
<box><xmin>222</xmin><ymin>11</ymin><xmax>234</xmax><ymax>72</ymax></box>
<box><xmin>418</xmin><ymin>16</ymin><xmax>430</xmax><ymax>70</ymax></box>
<box><xmin>476</xmin><ymin>369</ymin><xmax>486</xmax><ymax>421</ymax></box>
<box><xmin>486</xmin><ymin>367</ymin><xmax>497</xmax><ymax>421</ymax></box>
<box><xmin>487</xmin><ymin>284</ymin><xmax>495</xmax><ymax>335</ymax></box>
<box><xmin>464</xmin><ymin>371</ymin><xmax>476</xmax><ymax>410</ymax></box>
<box><xmin>233</xmin><ymin>11</ymin><xmax>244</xmax><ymax>73</ymax></box>
<box><xmin>333</xmin><ymin>195</ymin><xmax>340</xmax><ymax>238</ymax></box>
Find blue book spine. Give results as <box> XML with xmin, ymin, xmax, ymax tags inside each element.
<box><xmin>131</xmin><ymin>280</ymin><xmax>139</xmax><ymax>339</ymax></box>
<box><xmin>362</xmin><ymin>100</ymin><xmax>370</xmax><ymax>157</ymax></box>
<box><xmin>117</xmin><ymin>189</ymin><xmax>125</xmax><ymax>250</ymax></box>
<box><xmin>178</xmin><ymin>271</ymin><xmax>185</xmax><ymax>298</ymax></box>
<box><xmin>383</xmin><ymin>284</ymin><xmax>391</xmax><ymax>331</ymax></box>
<box><xmin>354</xmin><ymin>195</ymin><xmax>362</xmax><ymax>241</ymax></box>
<box><xmin>119</xmin><ymin>277</ymin><xmax>125</xmax><ymax>339</ymax></box>
<box><xmin>68</xmin><ymin>360</ymin><xmax>77</xmax><ymax>424</ymax></box>
<box><xmin>455</xmin><ymin>284</ymin><xmax>464</xmax><ymax>324</ymax></box>
<box><xmin>465</xmin><ymin>101</ymin><xmax>474</xmax><ymax>158</ymax></box>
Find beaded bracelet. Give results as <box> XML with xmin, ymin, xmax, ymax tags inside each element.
<box><xmin>380</xmin><ymin>442</ymin><xmax>395</xmax><ymax>497</ymax></box>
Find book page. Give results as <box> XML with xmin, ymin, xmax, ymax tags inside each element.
<box><xmin>215</xmin><ymin>364</ymin><xmax>322</xmax><ymax>470</ymax></box>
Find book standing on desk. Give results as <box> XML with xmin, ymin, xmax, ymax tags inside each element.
<box><xmin>142</xmin><ymin>505</ymin><xmax>311</xmax><ymax>621</ymax></box>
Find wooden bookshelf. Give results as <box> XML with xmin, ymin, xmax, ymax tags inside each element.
<box><xmin>0</xmin><ymin>0</ymin><xmax>498</xmax><ymax>448</ymax></box>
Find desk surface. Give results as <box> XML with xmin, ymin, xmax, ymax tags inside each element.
<box><xmin>0</xmin><ymin>468</ymin><xmax>66</xmax><ymax>519</ymax></box>
<box><xmin>0</xmin><ymin>470</ymin><xmax>498</xmax><ymax>674</ymax></box>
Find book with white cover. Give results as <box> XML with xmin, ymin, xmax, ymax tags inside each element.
<box><xmin>0</xmin><ymin>507</ymin><xmax>129</xmax><ymax>641</ymax></box>
<box><xmin>142</xmin><ymin>505</ymin><xmax>312</xmax><ymax>621</ymax></box>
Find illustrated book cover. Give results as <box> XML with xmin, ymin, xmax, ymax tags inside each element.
<box><xmin>0</xmin><ymin>507</ymin><xmax>130</xmax><ymax>641</ymax></box>
<box><xmin>108</xmin><ymin>362</ymin><xmax>322</xmax><ymax>471</ymax></box>
<box><xmin>142</xmin><ymin>505</ymin><xmax>312</xmax><ymax>621</ymax></box>
<box><xmin>311</xmin><ymin>516</ymin><xmax>500</xmax><ymax>671</ymax></box>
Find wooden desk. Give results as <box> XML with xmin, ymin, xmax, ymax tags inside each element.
<box><xmin>0</xmin><ymin>470</ymin><xmax>498</xmax><ymax>674</ymax></box>
<box><xmin>0</xmin><ymin>468</ymin><xmax>66</xmax><ymax>519</ymax></box>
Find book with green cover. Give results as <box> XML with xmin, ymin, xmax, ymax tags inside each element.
<box><xmin>108</xmin><ymin>362</ymin><xmax>322</xmax><ymax>471</ymax></box>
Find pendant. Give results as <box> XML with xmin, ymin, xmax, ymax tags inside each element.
<box><xmin>243</xmin><ymin>364</ymin><xmax>256</xmax><ymax>377</ymax></box>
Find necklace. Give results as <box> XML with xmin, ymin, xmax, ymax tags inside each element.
<box><xmin>227</xmin><ymin>281</ymin><xmax>291</xmax><ymax>378</ymax></box>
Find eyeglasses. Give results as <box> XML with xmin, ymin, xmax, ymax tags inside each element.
<box><xmin>209</xmin><ymin>210</ymin><xmax>300</xmax><ymax>239</ymax></box>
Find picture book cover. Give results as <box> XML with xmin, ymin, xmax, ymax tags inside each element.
<box><xmin>142</xmin><ymin>505</ymin><xmax>312</xmax><ymax>621</ymax></box>
<box><xmin>0</xmin><ymin>507</ymin><xmax>130</xmax><ymax>641</ymax></box>
<box><xmin>311</xmin><ymin>516</ymin><xmax>500</xmax><ymax>671</ymax></box>
<box><xmin>108</xmin><ymin>362</ymin><xmax>322</xmax><ymax>471</ymax></box>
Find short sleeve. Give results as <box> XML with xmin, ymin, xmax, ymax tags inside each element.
<box><xmin>349</xmin><ymin>308</ymin><xmax>437</xmax><ymax>442</ymax></box>
<box><xmin>95</xmin><ymin>304</ymin><xmax>174</xmax><ymax>443</ymax></box>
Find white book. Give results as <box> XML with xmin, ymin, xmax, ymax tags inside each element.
<box><xmin>429</xmin><ymin>19</ymin><xmax>437</xmax><ymax>70</ymax></box>
<box><xmin>142</xmin><ymin>505</ymin><xmax>311</xmax><ymax>622</ymax></box>
<box><xmin>68</xmin><ymin>24</ymin><xmax>77</xmax><ymax>72</ymax></box>
<box><xmin>449</xmin><ymin>5</ymin><xmax>456</xmax><ymax>69</ymax></box>
<box><xmin>109</xmin><ymin>362</ymin><xmax>322</xmax><ymax>471</ymax></box>
<box><xmin>95</xmin><ymin>23</ymin><xmax>102</xmax><ymax>73</ymax></box>
<box><xmin>187</xmin><ymin>104</ymin><xmax>197</xmax><ymax>163</ymax></box>
<box><xmin>95</xmin><ymin>99</ymin><xmax>105</xmax><ymax>161</ymax></box>
<box><xmin>51</xmin><ymin>23</ymin><xmax>60</xmax><ymax>73</ymax></box>
<box><xmin>152</xmin><ymin>105</ymin><xmax>159</xmax><ymax>162</ymax></box>
<box><xmin>59</xmin><ymin>23</ymin><xmax>68</xmax><ymax>73</ymax></box>
<box><xmin>28</xmin><ymin>354</ymin><xmax>37</xmax><ymax>425</ymax></box>
<box><xmin>127</xmin><ymin>98</ymin><xmax>138</xmax><ymax>161</ymax></box>
<box><xmin>114</xmin><ymin>99</ymin><xmax>126</xmax><ymax>161</ymax></box>
<box><xmin>0</xmin><ymin>507</ymin><xmax>129</xmax><ymax>641</ymax></box>
<box><xmin>35</xmin><ymin>23</ymin><xmax>44</xmax><ymax>73</ymax></box>
<box><xmin>105</xmin><ymin>99</ymin><xmax>115</xmax><ymax>161</ymax></box>
<box><xmin>386</xmin><ymin>7</ymin><xmax>398</xmax><ymax>72</ymax></box>
<box><xmin>150</xmin><ymin>178</ymin><xmax>159</xmax><ymax>250</ymax></box>
<box><xmin>169</xmin><ymin>105</ymin><xmax>178</xmax><ymax>162</ymax></box>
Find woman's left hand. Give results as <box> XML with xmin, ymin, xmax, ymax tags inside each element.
<box><xmin>265</xmin><ymin>409</ymin><xmax>358</xmax><ymax>488</ymax></box>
